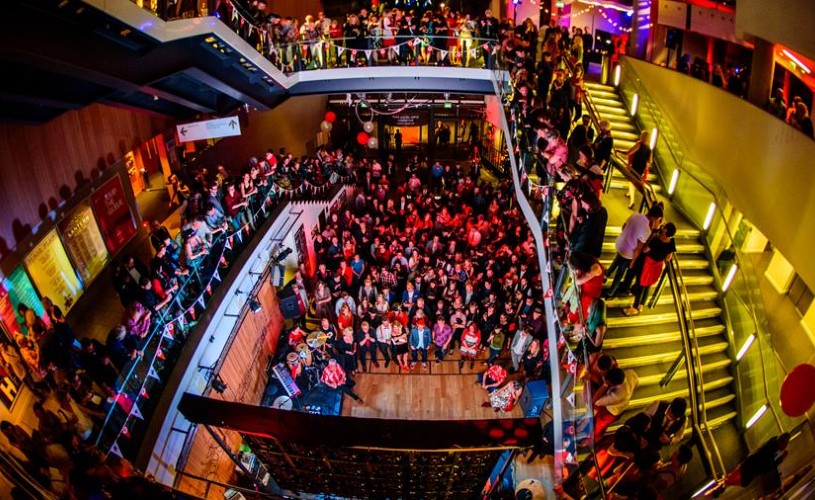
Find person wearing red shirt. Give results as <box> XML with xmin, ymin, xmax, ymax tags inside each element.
<box><xmin>321</xmin><ymin>358</ymin><xmax>363</xmax><ymax>403</ymax></box>
<box><xmin>477</xmin><ymin>363</ymin><xmax>507</xmax><ymax>393</ymax></box>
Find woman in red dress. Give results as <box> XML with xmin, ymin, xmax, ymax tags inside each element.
<box><xmin>569</xmin><ymin>251</ymin><xmax>605</xmax><ymax>324</ymax></box>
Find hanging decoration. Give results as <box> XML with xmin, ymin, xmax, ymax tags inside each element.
<box><xmin>367</xmin><ymin>136</ymin><xmax>379</xmax><ymax>149</ymax></box>
<box><xmin>324</xmin><ymin>111</ymin><xmax>336</xmax><ymax>123</ymax></box>
<box><xmin>363</xmin><ymin>121</ymin><xmax>375</xmax><ymax>133</ymax></box>
<box><xmin>357</xmin><ymin>132</ymin><xmax>370</xmax><ymax>145</ymax></box>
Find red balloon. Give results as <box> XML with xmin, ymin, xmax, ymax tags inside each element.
<box><xmin>357</xmin><ymin>132</ymin><xmax>369</xmax><ymax>145</ymax></box>
<box><xmin>325</xmin><ymin>111</ymin><xmax>336</xmax><ymax>123</ymax></box>
<box><xmin>780</xmin><ymin>363</ymin><xmax>815</xmax><ymax>417</ymax></box>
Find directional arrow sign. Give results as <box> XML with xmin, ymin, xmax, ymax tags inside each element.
<box><xmin>176</xmin><ymin>116</ymin><xmax>242</xmax><ymax>142</ymax></box>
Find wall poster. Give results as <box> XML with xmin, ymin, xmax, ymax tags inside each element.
<box><xmin>0</xmin><ymin>282</ymin><xmax>23</xmax><ymax>410</ymax></box>
<box><xmin>3</xmin><ymin>267</ymin><xmax>49</xmax><ymax>336</ymax></box>
<box><xmin>24</xmin><ymin>229</ymin><xmax>83</xmax><ymax>312</ymax></box>
<box><xmin>58</xmin><ymin>200</ymin><xmax>109</xmax><ymax>285</ymax></box>
<box><xmin>91</xmin><ymin>175</ymin><xmax>137</xmax><ymax>255</ymax></box>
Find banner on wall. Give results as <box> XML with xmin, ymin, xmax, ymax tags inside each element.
<box><xmin>24</xmin><ymin>229</ymin><xmax>83</xmax><ymax>313</ymax></box>
<box><xmin>0</xmin><ymin>282</ymin><xmax>24</xmax><ymax>409</ymax></box>
<box><xmin>91</xmin><ymin>176</ymin><xmax>137</xmax><ymax>255</ymax></box>
<box><xmin>2</xmin><ymin>266</ymin><xmax>50</xmax><ymax>336</ymax></box>
<box><xmin>58</xmin><ymin>200</ymin><xmax>110</xmax><ymax>285</ymax></box>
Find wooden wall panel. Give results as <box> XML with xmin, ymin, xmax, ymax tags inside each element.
<box><xmin>177</xmin><ymin>277</ymin><xmax>284</xmax><ymax>495</ymax></box>
<box><xmin>0</xmin><ymin>104</ymin><xmax>172</xmax><ymax>258</ymax></box>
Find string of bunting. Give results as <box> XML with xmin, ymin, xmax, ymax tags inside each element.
<box><xmin>103</xmin><ymin>171</ymin><xmax>352</xmax><ymax>458</ymax></box>
<box><xmin>223</xmin><ymin>0</ymin><xmax>500</xmax><ymax>70</ymax></box>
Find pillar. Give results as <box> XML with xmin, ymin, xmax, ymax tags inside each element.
<box><xmin>747</xmin><ymin>37</ymin><xmax>775</xmax><ymax>108</ymax></box>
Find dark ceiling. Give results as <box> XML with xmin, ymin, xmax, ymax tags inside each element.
<box><xmin>0</xmin><ymin>0</ymin><xmax>287</xmax><ymax>123</ymax></box>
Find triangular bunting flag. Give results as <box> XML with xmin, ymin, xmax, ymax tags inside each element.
<box><xmin>364</xmin><ymin>50</ymin><xmax>372</xmax><ymax>59</ymax></box>
<box><xmin>163</xmin><ymin>323</ymin><xmax>174</xmax><ymax>340</ymax></box>
<box><xmin>131</xmin><ymin>404</ymin><xmax>144</xmax><ymax>420</ymax></box>
<box><xmin>440</xmin><ymin>50</ymin><xmax>448</xmax><ymax>60</ymax></box>
<box><xmin>225</xmin><ymin>237</ymin><xmax>232</xmax><ymax>250</ymax></box>
<box><xmin>140</xmin><ymin>386</ymin><xmax>150</xmax><ymax>400</ymax></box>
<box><xmin>109</xmin><ymin>441</ymin><xmax>123</xmax><ymax>458</ymax></box>
<box><xmin>206</xmin><ymin>284</ymin><xmax>213</xmax><ymax>296</ymax></box>
<box><xmin>156</xmin><ymin>347</ymin><xmax>165</xmax><ymax>361</ymax></box>
<box><xmin>544</xmin><ymin>287</ymin><xmax>553</xmax><ymax>298</ymax></box>
<box><xmin>148</xmin><ymin>366</ymin><xmax>161</xmax><ymax>381</ymax></box>
<box><xmin>231</xmin><ymin>8</ymin><xmax>238</xmax><ymax>21</ymax></box>
<box><xmin>188</xmin><ymin>306</ymin><xmax>197</xmax><ymax>320</ymax></box>
<box><xmin>469</xmin><ymin>48</ymin><xmax>477</xmax><ymax>58</ymax></box>
<box><xmin>121</xmin><ymin>424</ymin><xmax>131</xmax><ymax>439</ymax></box>
<box><xmin>337</xmin><ymin>46</ymin><xmax>345</xmax><ymax>57</ymax></box>
<box><xmin>176</xmin><ymin>314</ymin><xmax>187</xmax><ymax>331</ymax></box>
<box><xmin>566</xmin><ymin>392</ymin><xmax>575</xmax><ymax>406</ymax></box>
<box><xmin>213</xmin><ymin>269</ymin><xmax>221</xmax><ymax>282</ymax></box>
<box><xmin>482</xmin><ymin>43</ymin><xmax>489</xmax><ymax>50</ymax></box>
<box><xmin>414</xmin><ymin>37</ymin><xmax>421</xmax><ymax>46</ymax></box>
<box><xmin>567</xmin><ymin>348</ymin><xmax>576</xmax><ymax>365</ymax></box>
<box><xmin>197</xmin><ymin>295</ymin><xmax>206</xmax><ymax>309</ymax></box>
<box><xmin>236</xmin><ymin>230</ymin><xmax>243</xmax><ymax>243</ymax></box>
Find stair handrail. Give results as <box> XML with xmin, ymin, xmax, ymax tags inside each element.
<box><xmin>577</xmin><ymin>64</ymin><xmax>733</xmax><ymax>483</ymax></box>
<box><xmin>508</xmin><ymin>100</ymin><xmax>608</xmax><ymax>498</ymax></box>
<box><xmin>669</xmin><ymin>256</ymin><xmax>727</xmax><ymax>478</ymax></box>
<box><xmin>617</xmin><ymin>57</ymin><xmax>787</xmax><ymax>436</ymax></box>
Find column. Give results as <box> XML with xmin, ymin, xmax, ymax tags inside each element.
<box><xmin>747</xmin><ymin>37</ymin><xmax>775</xmax><ymax>108</ymax></box>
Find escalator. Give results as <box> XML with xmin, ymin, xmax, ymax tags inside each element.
<box><xmin>580</xmin><ymin>81</ymin><xmax>747</xmax><ymax>492</ymax></box>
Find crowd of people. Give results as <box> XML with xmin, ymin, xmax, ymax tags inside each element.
<box><xmin>672</xmin><ymin>54</ymin><xmax>814</xmax><ymax>139</ymax></box>
<box><xmin>500</xmin><ymin>18</ymin><xmax>704</xmax><ymax>496</ymax></box>
<box><xmin>146</xmin><ymin>0</ymin><xmax>599</xmax><ymax>74</ymax></box>
<box><xmin>0</xmin><ymin>146</ymin><xmax>352</xmax><ymax>498</ymax></box>
<box><xmin>278</xmin><ymin>153</ymin><xmax>554</xmax><ymax>414</ymax></box>
<box><xmin>0</xmin><ymin>300</ymin><xmax>181</xmax><ymax>498</ymax></box>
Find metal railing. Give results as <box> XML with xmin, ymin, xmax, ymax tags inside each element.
<box><xmin>130</xmin><ymin>0</ymin><xmax>505</xmax><ymax>72</ymax></box>
<box><xmin>574</xmin><ymin>57</ymin><xmax>728</xmax><ymax>486</ymax></box>
<box><xmin>92</xmin><ymin>170</ymin><xmax>354</xmax><ymax>458</ymax></box>
<box><xmin>617</xmin><ymin>56</ymin><xmax>801</xmax><ymax>443</ymax></box>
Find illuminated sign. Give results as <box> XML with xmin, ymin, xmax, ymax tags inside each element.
<box><xmin>58</xmin><ymin>200</ymin><xmax>109</xmax><ymax>284</ymax></box>
<box><xmin>24</xmin><ymin>229</ymin><xmax>83</xmax><ymax>312</ymax></box>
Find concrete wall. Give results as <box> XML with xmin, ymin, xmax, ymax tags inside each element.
<box><xmin>736</xmin><ymin>0</ymin><xmax>815</xmax><ymax>62</ymax></box>
<box><xmin>201</xmin><ymin>95</ymin><xmax>328</xmax><ymax>167</ymax></box>
<box><xmin>624</xmin><ymin>57</ymin><xmax>815</xmax><ymax>292</ymax></box>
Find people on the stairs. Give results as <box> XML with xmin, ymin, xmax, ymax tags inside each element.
<box><xmin>623</xmin><ymin>222</ymin><xmax>676</xmax><ymax>316</ymax></box>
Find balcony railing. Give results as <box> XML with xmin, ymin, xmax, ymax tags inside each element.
<box><xmin>92</xmin><ymin>169</ymin><xmax>353</xmax><ymax>459</ymax></box>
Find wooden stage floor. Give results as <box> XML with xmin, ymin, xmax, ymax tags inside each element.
<box><xmin>340</xmin><ymin>352</ymin><xmax>525</xmax><ymax>420</ymax></box>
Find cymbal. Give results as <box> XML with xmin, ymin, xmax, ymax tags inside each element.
<box><xmin>307</xmin><ymin>331</ymin><xmax>329</xmax><ymax>348</ymax></box>
<box><xmin>272</xmin><ymin>396</ymin><xmax>293</xmax><ymax>410</ymax></box>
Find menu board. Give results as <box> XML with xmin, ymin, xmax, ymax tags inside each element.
<box><xmin>1</xmin><ymin>266</ymin><xmax>49</xmax><ymax>336</ymax></box>
<box><xmin>24</xmin><ymin>229</ymin><xmax>83</xmax><ymax>312</ymax></box>
<box><xmin>58</xmin><ymin>200</ymin><xmax>109</xmax><ymax>284</ymax></box>
<box><xmin>91</xmin><ymin>175</ymin><xmax>137</xmax><ymax>255</ymax></box>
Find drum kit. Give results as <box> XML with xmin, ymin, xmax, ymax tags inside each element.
<box><xmin>289</xmin><ymin>331</ymin><xmax>332</xmax><ymax>389</ymax></box>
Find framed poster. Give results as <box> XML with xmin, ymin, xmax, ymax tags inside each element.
<box><xmin>90</xmin><ymin>175</ymin><xmax>137</xmax><ymax>255</ymax></box>
<box><xmin>0</xmin><ymin>285</ymin><xmax>23</xmax><ymax>410</ymax></box>
<box><xmin>2</xmin><ymin>266</ymin><xmax>50</xmax><ymax>336</ymax></box>
<box><xmin>58</xmin><ymin>200</ymin><xmax>110</xmax><ymax>285</ymax></box>
<box><xmin>24</xmin><ymin>229</ymin><xmax>83</xmax><ymax>312</ymax></box>
<box><xmin>0</xmin><ymin>335</ymin><xmax>22</xmax><ymax>410</ymax></box>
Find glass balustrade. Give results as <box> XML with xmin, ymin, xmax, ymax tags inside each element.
<box><xmin>617</xmin><ymin>57</ymin><xmax>806</xmax><ymax>446</ymax></box>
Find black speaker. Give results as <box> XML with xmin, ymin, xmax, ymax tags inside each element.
<box><xmin>666</xmin><ymin>28</ymin><xmax>682</xmax><ymax>50</ymax></box>
<box><xmin>519</xmin><ymin>380</ymin><xmax>549</xmax><ymax>417</ymax></box>
<box><xmin>279</xmin><ymin>294</ymin><xmax>301</xmax><ymax>319</ymax></box>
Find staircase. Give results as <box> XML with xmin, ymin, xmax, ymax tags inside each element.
<box><xmin>599</xmin><ymin>225</ymin><xmax>737</xmax><ymax>434</ymax></box>
<box><xmin>584</xmin><ymin>82</ymin><xmax>662</xmax><ymax>193</ymax></box>
<box><xmin>583</xmin><ymin>82</ymin><xmax>740</xmax><ymax>448</ymax></box>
